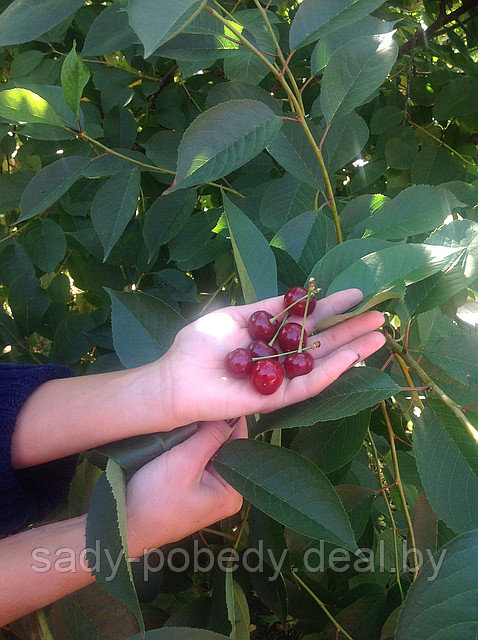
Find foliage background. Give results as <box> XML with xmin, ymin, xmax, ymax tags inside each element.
<box><xmin>0</xmin><ymin>0</ymin><xmax>478</xmax><ymax>638</ymax></box>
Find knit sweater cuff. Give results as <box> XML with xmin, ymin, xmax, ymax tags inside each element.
<box><xmin>0</xmin><ymin>363</ymin><xmax>77</xmax><ymax>536</ymax></box>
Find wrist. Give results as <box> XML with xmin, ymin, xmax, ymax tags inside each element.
<box><xmin>128</xmin><ymin>355</ymin><xmax>178</xmax><ymax>434</ymax></box>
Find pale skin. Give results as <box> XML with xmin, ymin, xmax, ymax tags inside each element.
<box><xmin>1</xmin><ymin>289</ymin><xmax>385</xmax><ymax>626</ymax></box>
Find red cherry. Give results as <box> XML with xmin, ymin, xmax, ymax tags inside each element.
<box><xmin>248</xmin><ymin>310</ymin><xmax>278</xmax><ymax>342</ymax></box>
<box><xmin>283</xmin><ymin>352</ymin><xmax>314</xmax><ymax>379</ymax></box>
<box><xmin>249</xmin><ymin>340</ymin><xmax>279</xmax><ymax>359</ymax></box>
<box><xmin>284</xmin><ymin>286</ymin><xmax>317</xmax><ymax>317</ymax></box>
<box><xmin>225</xmin><ymin>348</ymin><xmax>253</xmax><ymax>379</ymax></box>
<box><xmin>278</xmin><ymin>322</ymin><xmax>307</xmax><ymax>352</ymax></box>
<box><xmin>250</xmin><ymin>360</ymin><xmax>284</xmax><ymax>395</ymax></box>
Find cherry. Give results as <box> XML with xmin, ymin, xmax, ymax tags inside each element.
<box><xmin>249</xmin><ymin>340</ymin><xmax>279</xmax><ymax>359</ymax></box>
<box><xmin>283</xmin><ymin>351</ymin><xmax>314</xmax><ymax>379</ymax></box>
<box><xmin>284</xmin><ymin>286</ymin><xmax>317</xmax><ymax>317</ymax></box>
<box><xmin>250</xmin><ymin>360</ymin><xmax>284</xmax><ymax>395</ymax></box>
<box><xmin>278</xmin><ymin>322</ymin><xmax>307</xmax><ymax>352</ymax></box>
<box><xmin>225</xmin><ymin>348</ymin><xmax>253</xmax><ymax>379</ymax></box>
<box><xmin>248</xmin><ymin>310</ymin><xmax>278</xmax><ymax>342</ymax></box>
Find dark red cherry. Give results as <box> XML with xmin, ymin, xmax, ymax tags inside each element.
<box><xmin>248</xmin><ymin>310</ymin><xmax>278</xmax><ymax>342</ymax></box>
<box><xmin>225</xmin><ymin>348</ymin><xmax>253</xmax><ymax>379</ymax></box>
<box><xmin>283</xmin><ymin>351</ymin><xmax>314</xmax><ymax>379</ymax></box>
<box><xmin>249</xmin><ymin>340</ymin><xmax>279</xmax><ymax>359</ymax></box>
<box><xmin>250</xmin><ymin>360</ymin><xmax>284</xmax><ymax>395</ymax></box>
<box><xmin>278</xmin><ymin>322</ymin><xmax>307</xmax><ymax>352</ymax></box>
<box><xmin>284</xmin><ymin>286</ymin><xmax>317</xmax><ymax>317</ymax></box>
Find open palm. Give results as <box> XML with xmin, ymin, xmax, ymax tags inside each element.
<box><xmin>159</xmin><ymin>288</ymin><xmax>385</xmax><ymax>427</ymax></box>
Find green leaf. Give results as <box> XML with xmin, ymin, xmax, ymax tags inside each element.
<box><xmin>143</xmin><ymin>189</ymin><xmax>196</xmax><ymax>259</ymax></box>
<box><xmin>413</xmin><ymin>401</ymin><xmax>478</xmax><ymax>534</ymax></box>
<box><xmin>327</xmin><ymin>243</ymin><xmax>462</xmax><ymax>299</ymax></box>
<box><xmin>320</xmin><ymin>35</ymin><xmax>398</xmax><ymax>124</ymax></box>
<box><xmin>0</xmin><ymin>170</ymin><xmax>35</xmax><ymax>214</ymax></box>
<box><xmin>309</xmin><ymin>237</ymin><xmax>391</xmax><ymax>293</ymax></box>
<box><xmin>143</xmin><ymin>130</ymin><xmax>181</xmax><ymax>173</ymax></box>
<box><xmin>257</xmin><ymin>367</ymin><xmax>398</xmax><ymax>431</ymax></box>
<box><xmin>311</xmin><ymin>16</ymin><xmax>397</xmax><ymax>73</ymax></box>
<box><xmin>24</xmin><ymin>219</ymin><xmax>66</xmax><ymax>273</ymax></box>
<box><xmin>289</xmin><ymin>0</ymin><xmax>388</xmax><ymax>49</ymax></box>
<box><xmin>323</xmin><ymin>112</ymin><xmax>369</xmax><ymax>175</ymax></box>
<box><xmin>224</xmin><ymin>194</ymin><xmax>277</xmax><ymax>303</ymax></box>
<box><xmin>224</xmin><ymin>46</ymin><xmax>269</xmax><ymax>86</ymax></box>
<box><xmin>82</xmin><ymin>2</ymin><xmax>138</xmax><ymax>57</ymax></box>
<box><xmin>419</xmin><ymin>320</ymin><xmax>478</xmax><ymax>386</ymax></box>
<box><xmin>0</xmin><ymin>0</ymin><xmax>85</xmax><ymax>45</ymax></box>
<box><xmin>395</xmin><ymin>529</ymin><xmax>478</xmax><ymax>640</ymax></box>
<box><xmin>434</xmin><ymin>75</ymin><xmax>478</xmax><ymax>120</ymax></box>
<box><xmin>384</xmin><ymin>129</ymin><xmax>418</xmax><ymax>170</ymax></box>
<box><xmin>271</xmin><ymin>210</ymin><xmax>336</xmax><ymax>273</ymax></box>
<box><xmin>214</xmin><ymin>439</ymin><xmax>357</xmax><ymax>550</ymax></box>
<box><xmin>91</xmin><ymin>169</ymin><xmax>141</xmax><ymax>260</ymax></box>
<box><xmin>19</xmin><ymin>155</ymin><xmax>91</xmax><ymax>222</ymax></box>
<box><xmin>299</xmin><ymin>410</ymin><xmax>371</xmax><ymax>473</ymax></box>
<box><xmin>172</xmin><ymin>99</ymin><xmax>282</xmax><ymax>190</ymax></box>
<box><xmin>260</xmin><ymin>175</ymin><xmax>316</xmax><ymax>232</ymax></box>
<box><xmin>407</xmin><ymin>220</ymin><xmax>478</xmax><ymax>313</ymax></box>
<box><xmin>8</xmin><ymin>274</ymin><xmax>49</xmax><ymax>336</ymax></box>
<box><xmin>362</xmin><ymin>185</ymin><xmax>465</xmax><ymax>240</ymax></box>
<box><xmin>104</xmin><ymin>106</ymin><xmax>138</xmax><ymax>149</ymax></box>
<box><xmin>92</xmin><ymin>424</ymin><xmax>198</xmax><ymax>480</ymax></box>
<box><xmin>370</xmin><ymin>105</ymin><xmax>403</xmax><ymax>134</ymax></box>
<box><xmin>315</xmin><ymin>288</ymin><xmax>402</xmax><ymax>331</ymax></box>
<box><xmin>107</xmin><ymin>289</ymin><xmax>185</xmax><ymax>368</ymax></box>
<box><xmin>266</xmin><ymin>120</ymin><xmax>325</xmax><ymax>189</ymax></box>
<box><xmin>340</xmin><ymin>193</ymin><xmax>390</xmax><ymax>238</ymax></box>
<box><xmin>127</xmin><ymin>630</ymin><xmax>230</xmax><ymax>639</ymax></box>
<box><xmin>0</xmin><ymin>244</ymin><xmax>35</xmax><ymax>289</ymax></box>
<box><xmin>206</xmin><ymin>81</ymin><xmax>281</xmax><ymax>114</ymax></box>
<box><xmin>85</xmin><ymin>459</ymin><xmax>144</xmax><ymax>633</ymax></box>
<box><xmin>9</xmin><ymin>50</ymin><xmax>45</xmax><ymax>79</ymax></box>
<box><xmin>336</xmin><ymin>484</ymin><xmax>375</xmax><ymax>540</ymax></box>
<box><xmin>60</xmin><ymin>42</ymin><xmax>90</xmax><ymax>115</ymax></box>
<box><xmin>0</xmin><ymin>88</ymin><xmax>65</xmax><ymax>127</ymax></box>
<box><xmin>411</xmin><ymin>141</ymin><xmax>467</xmax><ymax>185</ymax></box>
<box><xmin>129</xmin><ymin>0</ymin><xmax>206</xmax><ymax>58</ymax></box>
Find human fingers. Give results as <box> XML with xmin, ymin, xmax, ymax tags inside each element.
<box><xmin>172</xmin><ymin>420</ymin><xmax>237</xmax><ymax>472</ymax></box>
<box><xmin>281</xmin><ymin>331</ymin><xmax>386</xmax><ymax>407</ymax></box>
<box><xmin>205</xmin><ymin>416</ymin><xmax>248</xmax><ymax>488</ymax></box>
<box><xmin>310</xmin><ymin>311</ymin><xmax>385</xmax><ymax>359</ymax></box>
<box><xmin>231</xmin><ymin>288</ymin><xmax>364</xmax><ymax>330</ymax></box>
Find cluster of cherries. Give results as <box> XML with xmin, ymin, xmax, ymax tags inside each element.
<box><xmin>225</xmin><ymin>283</ymin><xmax>320</xmax><ymax>395</ymax></box>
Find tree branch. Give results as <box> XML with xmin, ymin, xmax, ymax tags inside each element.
<box><xmin>398</xmin><ymin>0</ymin><xmax>478</xmax><ymax>57</ymax></box>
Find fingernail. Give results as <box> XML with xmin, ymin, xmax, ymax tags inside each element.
<box><xmin>226</xmin><ymin>417</ymin><xmax>241</xmax><ymax>428</ymax></box>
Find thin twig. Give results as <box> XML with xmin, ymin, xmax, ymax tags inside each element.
<box><xmin>367</xmin><ymin>429</ymin><xmax>405</xmax><ymax>600</ymax></box>
<box><xmin>292</xmin><ymin>573</ymin><xmax>355</xmax><ymax>640</ymax></box>
<box><xmin>380</xmin><ymin>402</ymin><xmax>419</xmax><ymax>580</ymax></box>
<box><xmin>386</xmin><ymin>335</ymin><xmax>478</xmax><ymax>443</ymax></box>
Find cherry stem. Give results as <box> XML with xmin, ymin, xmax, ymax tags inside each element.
<box><xmin>252</xmin><ymin>341</ymin><xmax>321</xmax><ymax>361</ymax></box>
<box><xmin>269</xmin><ymin>290</ymin><xmax>318</xmax><ymax>323</ymax></box>
<box><xmin>268</xmin><ymin>313</ymin><xmax>289</xmax><ymax>347</ymax></box>
<box><xmin>298</xmin><ymin>278</ymin><xmax>315</xmax><ymax>353</ymax></box>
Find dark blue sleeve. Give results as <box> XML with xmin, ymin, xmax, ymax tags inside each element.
<box><xmin>0</xmin><ymin>363</ymin><xmax>78</xmax><ymax>536</ymax></box>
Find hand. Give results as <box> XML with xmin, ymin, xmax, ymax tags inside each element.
<box><xmin>126</xmin><ymin>418</ymin><xmax>247</xmax><ymax>556</ymax></box>
<box><xmin>155</xmin><ymin>288</ymin><xmax>385</xmax><ymax>427</ymax></box>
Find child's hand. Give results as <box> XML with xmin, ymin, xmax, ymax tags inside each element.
<box><xmin>126</xmin><ymin>418</ymin><xmax>247</xmax><ymax>557</ymax></box>
<box><xmin>155</xmin><ymin>288</ymin><xmax>385</xmax><ymax>427</ymax></box>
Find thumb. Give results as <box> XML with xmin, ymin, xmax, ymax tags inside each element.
<box><xmin>173</xmin><ymin>420</ymin><xmax>236</xmax><ymax>471</ymax></box>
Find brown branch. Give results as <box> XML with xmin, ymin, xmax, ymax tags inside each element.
<box><xmin>398</xmin><ymin>0</ymin><xmax>478</xmax><ymax>57</ymax></box>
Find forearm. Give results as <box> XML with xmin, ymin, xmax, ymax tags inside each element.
<box><xmin>0</xmin><ymin>516</ymin><xmax>94</xmax><ymax>625</ymax></box>
<box><xmin>11</xmin><ymin>360</ymin><xmax>175</xmax><ymax>469</ymax></box>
